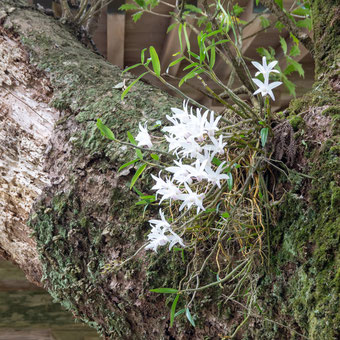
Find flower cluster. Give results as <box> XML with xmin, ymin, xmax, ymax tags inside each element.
<box><xmin>145</xmin><ymin>209</ymin><xmax>185</xmax><ymax>252</ymax></box>
<box><xmin>136</xmin><ymin>102</ymin><xmax>230</xmax><ymax>252</ymax></box>
<box><xmin>252</xmin><ymin>56</ymin><xmax>282</xmax><ymax>101</ymax></box>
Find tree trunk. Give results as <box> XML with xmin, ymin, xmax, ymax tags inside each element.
<box><xmin>0</xmin><ymin>1</ymin><xmax>339</xmax><ymax>339</ymax></box>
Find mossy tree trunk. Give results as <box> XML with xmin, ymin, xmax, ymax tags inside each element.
<box><xmin>0</xmin><ymin>0</ymin><xmax>339</xmax><ymax>339</ymax></box>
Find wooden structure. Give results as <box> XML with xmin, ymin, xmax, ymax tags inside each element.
<box><xmin>32</xmin><ymin>0</ymin><xmax>315</xmax><ymax>109</ymax></box>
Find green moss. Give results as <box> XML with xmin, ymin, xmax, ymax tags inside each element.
<box><xmin>29</xmin><ymin>191</ymin><xmax>138</xmax><ymax>338</ymax></box>
<box><xmin>288</xmin><ymin>115</ymin><xmax>304</xmax><ymax>131</ymax></box>
<box><xmin>312</xmin><ymin>0</ymin><xmax>340</xmax><ymax>76</ymax></box>
<box><xmin>331</xmin><ymin>186</ymin><xmax>340</xmax><ymax>211</ymax></box>
<box><xmin>322</xmin><ymin>106</ymin><xmax>340</xmax><ymax>117</ymax></box>
<box><xmin>288</xmin><ymin>97</ymin><xmax>308</xmax><ymax>115</ymax></box>
<box><xmin>254</xmin><ymin>136</ymin><xmax>340</xmax><ymax>339</ymax></box>
<box><xmin>331</xmin><ymin>114</ymin><xmax>340</xmax><ymax>135</ymax></box>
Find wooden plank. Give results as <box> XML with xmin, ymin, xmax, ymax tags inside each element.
<box><xmin>124</xmin><ymin>3</ymin><xmax>171</xmax><ymax>67</ymax></box>
<box><xmin>160</xmin><ymin>18</ymin><xmax>182</xmax><ymax>75</ymax></box>
<box><xmin>0</xmin><ymin>329</ymin><xmax>55</xmax><ymax>340</ymax></box>
<box><xmin>160</xmin><ymin>0</ymin><xmax>194</xmax><ymax>76</ymax></box>
<box><xmin>107</xmin><ymin>1</ymin><xmax>125</xmax><ymax>68</ymax></box>
<box><xmin>92</xmin><ymin>6</ymin><xmax>107</xmax><ymax>57</ymax></box>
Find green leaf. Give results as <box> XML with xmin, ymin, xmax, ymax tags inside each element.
<box><xmin>167</xmin><ymin>22</ymin><xmax>178</xmax><ymax>34</ymax></box>
<box><xmin>121</xmin><ymin>71</ymin><xmax>149</xmax><ymax>100</ymax></box>
<box><xmin>212</xmin><ymin>157</ymin><xmax>222</xmax><ymax>166</ymax></box>
<box><xmin>221</xmin><ymin>211</ymin><xmax>230</xmax><ymax>219</ymax></box>
<box><xmin>209</xmin><ymin>44</ymin><xmax>216</xmax><ymax>69</ymax></box>
<box><xmin>170</xmin><ymin>294</ymin><xmax>180</xmax><ymax>327</ymax></box>
<box><xmin>184</xmin><ymin>4</ymin><xmax>202</xmax><ymax>14</ymax></box>
<box><xmin>135</xmin><ymin>149</ymin><xmax>143</xmax><ymax>159</ymax></box>
<box><xmin>135</xmin><ymin>0</ymin><xmax>145</xmax><ymax>8</ymax></box>
<box><xmin>186</xmin><ymin>308</ymin><xmax>195</xmax><ymax>327</ymax></box>
<box><xmin>149</xmin><ymin>46</ymin><xmax>161</xmax><ymax>77</ymax></box>
<box><xmin>280</xmin><ymin>36</ymin><xmax>287</xmax><ymax>55</ymax></box>
<box><xmin>127</xmin><ymin>131</ymin><xmax>143</xmax><ymax>159</ymax></box>
<box><xmin>135</xmin><ymin>195</ymin><xmax>156</xmax><ymax>205</ymax></box>
<box><xmin>256</xmin><ymin>47</ymin><xmax>272</xmax><ymax>60</ymax></box>
<box><xmin>135</xmin><ymin>199</ymin><xmax>148</xmax><ymax>205</ymax></box>
<box><xmin>287</xmin><ymin>57</ymin><xmax>304</xmax><ymax>77</ymax></box>
<box><xmin>296</xmin><ymin>18</ymin><xmax>312</xmax><ymax>30</ymax></box>
<box><xmin>183</xmin><ymin>23</ymin><xmax>191</xmax><ymax>52</ymax></box>
<box><xmin>178</xmin><ymin>24</ymin><xmax>183</xmax><ymax>52</ymax></box>
<box><xmin>227</xmin><ymin>173</ymin><xmax>233</xmax><ymax>191</ymax></box>
<box><xmin>274</xmin><ymin>0</ymin><xmax>283</xmax><ymax>9</ymax></box>
<box><xmin>254</xmin><ymin>302</ymin><xmax>263</xmax><ymax>314</ymax></box>
<box><xmin>206</xmin><ymin>29</ymin><xmax>223</xmax><ymax>39</ymax></box>
<box><xmin>130</xmin><ymin>164</ymin><xmax>147</xmax><ymax>189</ymax></box>
<box><xmin>292</xmin><ymin>7</ymin><xmax>310</xmax><ymax>16</ymax></box>
<box><xmin>174</xmin><ymin>308</ymin><xmax>186</xmax><ymax>318</ymax></box>
<box><xmin>119</xmin><ymin>4</ymin><xmax>139</xmax><ymax>11</ymax></box>
<box><xmin>122</xmin><ymin>63</ymin><xmax>142</xmax><ymax>74</ymax></box>
<box><xmin>212</xmin><ymin>39</ymin><xmax>230</xmax><ymax>46</ymax></box>
<box><xmin>132</xmin><ymin>11</ymin><xmax>143</xmax><ymax>23</ymax></box>
<box><xmin>150</xmin><ymin>153</ymin><xmax>159</xmax><ymax>160</ymax></box>
<box><xmin>275</xmin><ymin>21</ymin><xmax>285</xmax><ymax>32</ymax></box>
<box><xmin>179</xmin><ymin>68</ymin><xmax>204</xmax><ymax>87</ymax></box>
<box><xmin>118</xmin><ymin>158</ymin><xmax>139</xmax><ymax>172</ymax></box>
<box><xmin>289</xmin><ymin>44</ymin><xmax>300</xmax><ymax>57</ymax></box>
<box><xmin>260</xmin><ymin>16</ymin><xmax>270</xmax><ymax>29</ymax></box>
<box><xmin>290</xmin><ymin>33</ymin><xmax>299</xmax><ymax>45</ymax></box>
<box><xmin>140</xmin><ymin>48</ymin><xmax>147</xmax><ymax>64</ymax></box>
<box><xmin>168</xmin><ymin>56</ymin><xmax>185</xmax><ymax>69</ymax></box>
<box><xmin>96</xmin><ymin>119</ymin><xmax>115</xmax><ymax>140</ymax></box>
<box><xmin>260</xmin><ymin>127</ymin><xmax>269</xmax><ymax>147</ymax></box>
<box><xmin>133</xmin><ymin>187</ymin><xmax>143</xmax><ymax>196</ymax></box>
<box><xmin>134</xmin><ymin>149</ymin><xmax>143</xmax><ymax>160</ymax></box>
<box><xmin>188</xmin><ymin>51</ymin><xmax>199</xmax><ymax>60</ymax></box>
<box><xmin>139</xmin><ymin>194</ymin><xmax>156</xmax><ymax>200</ymax></box>
<box><xmin>233</xmin><ymin>4</ymin><xmax>244</xmax><ymax>16</ymax></box>
<box><xmin>150</xmin><ymin>288</ymin><xmax>179</xmax><ymax>294</ymax></box>
<box><xmin>183</xmin><ymin>63</ymin><xmax>199</xmax><ymax>71</ymax></box>
<box><xmin>127</xmin><ymin>131</ymin><xmax>137</xmax><ymax>145</ymax></box>
<box><xmin>149</xmin><ymin>0</ymin><xmax>159</xmax><ymax>9</ymax></box>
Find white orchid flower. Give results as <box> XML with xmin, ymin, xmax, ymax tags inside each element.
<box><xmin>145</xmin><ymin>228</ymin><xmax>169</xmax><ymax>252</ymax></box>
<box><xmin>151</xmin><ymin>174</ymin><xmax>182</xmax><ymax>203</ymax></box>
<box><xmin>203</xmin><ymin>135</ymin><xmax>227</xmax><ymax>155</ymax></box>
<box><xmin>135</xmin><ymin>122</ymin><xmax>152</xmax><ymax>148</ymax></box>
<box><xmin>167</xmin><ymin>229</ymin><xmax>185</xmax><ymax>250</ymax></box>
<box><xmin>177</xmin><ymin>182</ymin><xmax>205</xmax><ymax>214</ymax></box>
<box><xmin>166</xmin><ymin>160</ymin><xmax>193</xmax><ymax>184</ymax></box>
<box><xmin>251</xmin><ymin>56</ymin><xmax>280</xmax><ymax>78</ymax></box>
<box><xmin>148</xmin><ymin>209</ymin><xmax>171</xmax><ymax>229</ymax></box>
<box><xmin>146</xmin><ymin>210</ymin><xmax>185</xmax><ymax>252</ymax></box>
<box><xmin>252</xmin><ymin>78</ymin><xmax>282</xmax><ymax>101</ymax></box>
<box><xmin>204</xmin><ymin>110</ymin><xmax>221</xmax><ymax>137</ymax></box>
<box><xmin>204</xmin><ymin>162</ymin><xmax>230</xmax><ymax>189</ymax></box>
<box><xmin>184</xmin><ymin>159</ymin><xmax>209</xmax><ymax>182</ymax></box>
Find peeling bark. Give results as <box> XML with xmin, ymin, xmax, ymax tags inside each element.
<box><xmin>0</xmin><ymin>18</ymin><xmax>59</xmax><ymax>285</ymax></box>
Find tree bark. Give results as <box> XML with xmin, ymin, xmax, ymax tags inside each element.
<box><xmin>0</xmin><ymin>1</ymin><xmax>339</xmax><ymax>339</ymax></box>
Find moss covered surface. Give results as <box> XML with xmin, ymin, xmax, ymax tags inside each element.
<box><xmin>249</xmin><ymin>108</ymin><xmax>339</xmax><ymax>339</ymax></box>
